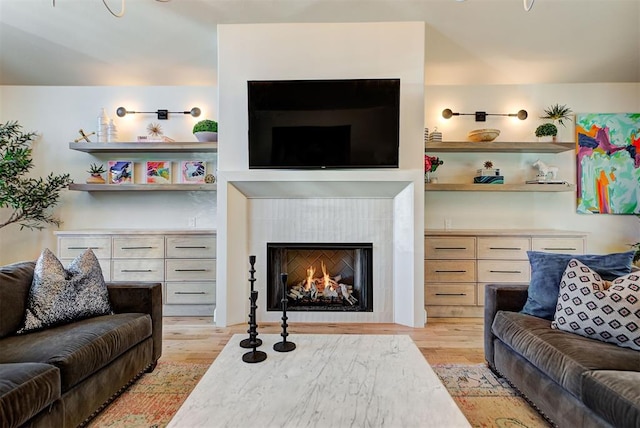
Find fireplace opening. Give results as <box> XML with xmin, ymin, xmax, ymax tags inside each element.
<box><xmin>267</xmin><ymin>243</ymin><xmax>373</xmax><ymax>312</ymax></box>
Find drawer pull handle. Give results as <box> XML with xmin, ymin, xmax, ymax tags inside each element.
<box><xmin>175</xmin><ymin>246</ymin><xmax>208</xmax><ymax>249</ymax></box>
<box><xmin>435</xmin><ymin>293</ymin><xmax>467</xmax><ymax>296</ymax></box>
<box><xmin>542</xmin><ymin>247</ymin><xmax>577</xmax><ymax>251</ymax></box>
<box><xmin>175</xmin><ymin>269</ymin><xmax>208</xmax><ymax>272</ymax></box>
<box><xmin>175</xmin><ymin>291</ymin><xmax>207</xmax><ymax>295</ymax></box>
<box><xmin>489</xmin><ymin>247</ymin><xmax>521</xmax><ymax>250</ymax></box>
<box><xmin>435</xmin><ymin>270</ymin><xmax>467</xmax><ymax>273</ymax></box>
<box><xmin>121</xmin><ymin>269</ymin><xmax>153</xmax><ymax>272</ymax></box>
<box><xmin>434</xmin><ymin>247</ymin><xmax>467</xmax><ymax>250</ymax></box>
<box><xmin>489</xmin><ymin>270</ymin><xmax>522</xmax><ymax>274</ymax></box>
<box><xmin>121</xmin><ymin>246</ymin><xmax>154</xmax><ymax>250</ymax></box>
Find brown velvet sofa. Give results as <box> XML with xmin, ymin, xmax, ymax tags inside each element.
<box><xmin>0</xmin><ymin>260</ymin><xmax>162</xmax><ymax>428</ymax></box>
<box><xmin>485</xmin><ymin>283</ymin><xmax>640</xmax><ymax>428</ymax></box>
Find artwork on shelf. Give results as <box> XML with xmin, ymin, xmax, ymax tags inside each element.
<box><xmin>145</xmin><ymin>161</ymin><xmax>172</xmax><ymax>184</ymax></box>
<box><xmin>180</xmin><ymin>161</ymin><xmax>206</xmax><ymax>183</ymax></box>
<box><xmin>107</xmin><ymin>161</ymin><xmax>134</xmax><ymax>184</ymax></box>
<box><xmin>576</xmin><ymin>113</ymin><xmax>640</xmax><ymax>214</ymax></box>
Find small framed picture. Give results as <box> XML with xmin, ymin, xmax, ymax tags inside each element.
<box><xmin>180</xmin><ymin>161</ymin><xmax>206</xmax><ymax>183</ymax></box>
<box><xmin>108</xmin><ymin>161</ymin><xmax>134</xmax><ymax>184</ymax></box>
<box><xmin>145</xmin><ymin>161</ymin><xmax>172</xmax><ymax>184</ymax></box>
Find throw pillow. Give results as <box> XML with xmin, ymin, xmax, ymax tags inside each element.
<box><xmin>17</xmin><ymin>248</ymin><xmax>113</xmax><ymax>334</ymax></box>
<box><xmin>521</xmin><ymin>250</ymin><xmax>635</xmax><ymax>320</ymax></box>
<box><xmin>552</xmin><ymin>259</ymin><xmax>640</xmax><ymax>351</ymax></box>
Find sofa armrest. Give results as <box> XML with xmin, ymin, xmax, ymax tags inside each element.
<box><xmin>484</xmin><ymin>283</ymin><xmax>528</xmax><ymax>369</ymax></box>
<box><xmin>107</xmin><ymin>282</ymin><xmax>162</xmax><ymax>363</ymax></box>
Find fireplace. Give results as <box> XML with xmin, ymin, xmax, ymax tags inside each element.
<box><xmin>267</xmin><ymin>243</ymin><xmax>373</xmax><ymax>312</ymax></box>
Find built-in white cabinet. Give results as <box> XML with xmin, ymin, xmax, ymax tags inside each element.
<box><xmin>56</xmin><ymin>230</ymin><xmax>216</xmax><ymax>316</ymax></box>
<box><xmin>424</xmin><ymin>230</ymin><xmax>587</xmax><ymax>317</ymax></box>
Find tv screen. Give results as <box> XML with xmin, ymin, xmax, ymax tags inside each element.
<box><xmin>248</xmin><ymin>78</ymin><xmax>400</xmax><ymax>169</ymax></box>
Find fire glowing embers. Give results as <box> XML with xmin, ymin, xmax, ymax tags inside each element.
<box><xmin>288</xmin><ymin>260</ymin><xmax>358</xmax><ymax>306</ymax></box>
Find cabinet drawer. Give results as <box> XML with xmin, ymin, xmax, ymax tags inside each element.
<box><xmin>532</xmin><ymin>238</ymin><xmax>585</xmax><ymax>254</ymax></box>
<box><xmin>166</xmin><ymin>236</ymin><xmax>216</xmax><ymax>259</ymax></box>
<box><xmin>58</xmin><ymin>237</ymin><xmax>111</xmax><ymax>259</ymax></box>
<box><xmin>60</xmin><ymin>258</ymin><xmax>111</xmax><ymax>281</ymax></box>
<box><xmin>477</xmin><ymin>237</ymin><xmax>530</xmax><ymax>260</ymax></box>
<box><xmin>425</xmin><ymin>284</ymin><xmax>476</xmax><ymax>306</ymax></box>
<box><xmin>425</xmin><ymin>237</ymin><xmax>476</xmax><ymax>259</ymax></box>
<box><xmin>166</xmin><ymin>282</ymin><xmax>216</xmax><ymax>304</ymax></box>
<box><xmin>425</xmin><ymin>260</ymin><xmax>476</xmax><ymax>282</ymax></box>
<box><xmin>113</xmin><ymin>237</ymin><xmax>164</xmax><ymax>258</ymax></box>
<box><xmin>477</xmin><ymin>260</ymin><xmax>530</xmax><ymax>283</ymax></box>
<box><xmin>165</xmin><ymin>259</ymin><xmax>216</xmax><ymax>281</ymax></box>
<box><xmin>112</xmin><ymin>259</ymin><xmax>164</xmax><ymax>282</ymax></box>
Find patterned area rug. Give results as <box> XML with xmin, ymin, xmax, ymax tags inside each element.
<box><xmin>87</xmin><ymin>361</ymin><xmax>551</xmax><ymax>428</ymax></box>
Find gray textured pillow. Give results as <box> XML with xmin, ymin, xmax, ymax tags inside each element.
<box><xmin>17</xmin><ymin>248</ymin><xmax>112</xmax><ymax>334</ymax></box>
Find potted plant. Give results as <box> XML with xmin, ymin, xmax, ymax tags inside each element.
<box><xmin>535</xmin><ymin>123</ymin><xmax>558</xmax><ymax>142</ymax></box>
<box><xmin>193</xmin><ymin>119</ymin><xmax>218</xmax><ymax>142</ymax></box>
<box><xmin>86</xmin><ymin>163</ymin><xmax>106</xmax><ymax>184</ymax></box>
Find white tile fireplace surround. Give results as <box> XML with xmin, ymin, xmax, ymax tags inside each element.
<box><xmin>216</xmin><ymin>170</ymin><xmax>425</xmax><ymax>327</ymax></box>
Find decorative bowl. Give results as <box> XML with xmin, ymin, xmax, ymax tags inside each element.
<box><xmin>468</xmin><ymin>128</ymin><xmax>500</xmax><ymax>142</ymax></box>
<box><xmin>194</xmin><ymin>131</ymin><xmax>218</xmax><ymax>142</ymax></box>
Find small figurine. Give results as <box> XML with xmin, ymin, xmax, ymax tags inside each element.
<box><xmin>74</xmin><ymin>129</ymin><xmax>95</xmax><ymax>143</ymax></box>
<box><xmin>532</xmin><ymin>159</ymin><xmax>559</xmax><ymax>180</ymax></box>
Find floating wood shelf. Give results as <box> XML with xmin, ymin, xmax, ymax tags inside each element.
<box><xmin>68</xmin><ymin>142</ymin><xmax>218</xmax><ymax>153</ymax></box>
<box><xmin>69</xmin><ymin>184</ymin><xmax>217</xmax><ymax>192</ymax></box>
<box><xmin>425</xmin><ymin>141</ymin><xmax>574</xmax><ymax>153</ymax></box>
<box><xmin>425</xmin><ymin>183</ymin><xmax>575</xmax><ymax>192</ymax></box>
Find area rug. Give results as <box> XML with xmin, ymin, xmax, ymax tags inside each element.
<box><xmin>87</xmin><ymin>361</ymin><xmax>551</xmax><ymax>428</ymax></box>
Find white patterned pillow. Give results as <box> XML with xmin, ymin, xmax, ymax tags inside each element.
<box><xmin>551</xmin><ymin>259</ymin><xmax>640</xmax><ymax>351</ymax></box>
<box><xmin>17</xmin><ymin>248</ymin><xmax>113</xmax><ymax>334</ymax></box>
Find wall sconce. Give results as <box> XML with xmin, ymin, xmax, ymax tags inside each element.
<box><xmin>116</xmin><ymin>107</ymin><xmax>201</xmax><ymax>120</ymax></box>
<box><xmin>442</xmin><ymin>108</ymin><xmax>528</xmax><ymax>122</ymax></box>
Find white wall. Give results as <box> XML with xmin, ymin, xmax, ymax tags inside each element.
<box><xmin>0</xmin><ymin>86</ymin><xmax>218</xmax><ymax>264</ymax></box>
<box><xmin>424</xmin><ymin>83</ymin><xmax>640</xmax><ymax>253</ymax></box>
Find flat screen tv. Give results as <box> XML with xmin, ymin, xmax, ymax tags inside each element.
<box><xmin>248</xmin><ymin>78</ymin><xmax>400</xmax><ymax>169</ymax></box>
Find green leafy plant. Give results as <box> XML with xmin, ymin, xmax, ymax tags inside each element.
<box><xmin>541</xmin><ymin>104</ymin><xmax>573</xmax><ymax>127</ymax></box>
<box><xmin>535</xmin><ymin>123</ymin><xmax>558</xmax><ymax>137</ymax></box>
<box><xmin>87</xmin><ymin>163</ymin><xmax>106</xmax><ymax>175</ymax></box>
<box><xmin>193</xmin><ymin>119</ymin><xmax>218</xmax><ymax>133</ymax></box>
<box><xmin>0</xmin><ymin>121</ymin><xmax>73</xmax><ymax>231</ymax></box>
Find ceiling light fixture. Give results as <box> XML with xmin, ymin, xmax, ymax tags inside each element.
<box><xmin>442</xmin><ymin>109</ymin><xmax>528</xmax><ymax>122</ymax></box>
<box><xmin>116</xmin><ymin>107</ymin><xmax>201</xmax><ymax>120</ymax></box>
<box><xmin>52</xmin><ymin>0</ymin><xmax>170</xmax><ymax>18</ymax></box>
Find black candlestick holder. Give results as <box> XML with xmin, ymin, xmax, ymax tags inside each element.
<box><xmin>274</xmin><ymin>273</ymin><xmax>296</xmax><ymax>352</ymax></box>
<box><xmin>240</xmin><ymin>255</ymin><xmax>262</xmax><ymax>349</ymax></box>
<box><xmin>242</xmin><ymin>289</ymin><xmax>267</xmax><ymax>363</ymax></box>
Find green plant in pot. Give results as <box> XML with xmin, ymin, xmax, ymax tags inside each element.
<box><xmin>535</xmin><ymin>123</ymin><xmax>558</xmax><ymax>141</ymax></box>
<box><xmin>86</xmin><ymin>163</ymin><xmax>106</xmax><ymax>184</ymax></box>
<box><xmin>193</xmin><ymin>119</ymin><xmax>218</xmax><ymax>142</ymax></box>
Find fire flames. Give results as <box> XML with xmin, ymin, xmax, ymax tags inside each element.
<box><xmin>288</xmin><ymin>260</ymin><xmax>357</xmax><ymax>305</ymax></box>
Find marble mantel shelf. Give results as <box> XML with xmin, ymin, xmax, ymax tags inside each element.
<box><xmin>221</xmin><ymin>170</ymin><xmax>419</xmax><ymax>198</ymax></box>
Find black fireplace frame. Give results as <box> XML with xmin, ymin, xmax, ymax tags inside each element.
<box><xmin>266</xmin><ymin>242</ymin><xmax>373</xmax><ymax>312</ymax></box>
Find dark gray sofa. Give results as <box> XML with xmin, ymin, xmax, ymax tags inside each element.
<box><xmin>485</xmin><ymin>283</ymin><xmax>640</xmax><ymax>428</ymax></box>
<box><xmin>0</xmin><ymin>260</ymin><xmax>162</xmax><ymax>428</ymax></box>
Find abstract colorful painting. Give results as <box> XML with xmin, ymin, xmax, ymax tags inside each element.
<box><xmin>108</xmin><ymin>160</ymin><xmax>134</xmax><ymax>184</ymax></box>
<box><xmin>576</xmin><ymin>113</ymin><xmax>640</xmax><ymax>214</ymax></box>
<box><xmin>180</xmin><ymin>161</ymin><xmax>206</xmax><ymax>183</ymax></box>
<box><xmin>146</xmin><ymin>161</ymin><xmax>172</xmax><ymax>184</ymax></box>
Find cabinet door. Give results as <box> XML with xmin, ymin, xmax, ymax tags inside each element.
<box><xmin>58</xmin><ymin>236</ymin><xmax>111</xmax><ymax>259</ymax></box>
<box><xmin>477</xmin><ymin>260</ymin><xmax>530</xmax><ymax>283</ymax></box>
<box><xmin>113</xmin><ymin>237</ymin><xmax>164</xmax><ymax>258</ymax></box>
<box><xmin>425</xmin><ymin>237</ymin><xmax>476</xmax><ymax>259</ymax></box>
<box><xmin>425</xmin><ymin>284</ymin><xmax>476</xmax><ymax>306</ymax></box>
<box><xmin>532</xmin><ymin>238</ymin><xmax>585</xmax><ymax>254</ymax></box>
<box><xmin>477</xmin><ymin>237</ymin><xmax>530</xmax><ymax>260</ymax></box>
<box><xmin>166</xmin><ymin>236</ymin><xmax>216</xmax><ymax>258</ymax></box>
<box><xmin>425</xmin><ymin>260</ymin><xmax>476</xmax><ymax>282</ymax></box>
<box><xmin>112</xmin><ymin>259</ymin><xmax>164</xmax><ymax>281</ymax></box>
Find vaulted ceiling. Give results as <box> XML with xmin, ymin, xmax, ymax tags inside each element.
<box><xmin>1</xmin><ymin>0</ymin><xmax>638</xmax><ymax>86</ymax></box>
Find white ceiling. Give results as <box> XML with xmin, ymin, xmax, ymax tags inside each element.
<box><xmin>0</xmin><ymin>0</ymin><xmax>638</xmax><ymax>86</ymax></box>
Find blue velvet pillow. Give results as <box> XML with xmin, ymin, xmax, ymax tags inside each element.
<box><xmin>521</xmin><ymin>250</ymin><xmax>635</xmax><ymax>320</ymax></box>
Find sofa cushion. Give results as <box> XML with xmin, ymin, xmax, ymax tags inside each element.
<box><xmin>582</xmin><ymin>370</ymin><xmax>640</xmax><ymax>428</ymax></box>
<box><xmin>552</xmin><ymin>259</ymin><xmax>640</xmax><ymax>350</ymax></box>
<box><xmin>0</xmin><ymin>313</ymin><xmax>151</xmax><ymax>392</ymax></box>
<box><xmin>18</xmin><ymin>248</ymin><xmax>113</xmax><ymax>334</ymax></box>
<box><xmin>521</xmin><ymin>250</ymin><xmax>635</xmax><ymax>320</ymax></box>
<box><xmin>0</xmin><ymin>261</ymin><xmax>35</xmax><ymax>339</ymax></box>
<box><xmin>492</xmin><ymin>311</ymin><xmax>640</xmax><ymax>398</ymax></box>
<box><xmin>0</xmin><ymin>362</ymin><xmax>61</xmax><ymax>428</ymax></box>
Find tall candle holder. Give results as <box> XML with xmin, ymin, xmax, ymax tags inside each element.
<box><xmin>273</xmin><ymin>272</ymin><xmax>296</xmax><ymax>352</ymax></box>
<box><xmin>242</xmin><ymin>289</ymin><xmax>267</xmax><ymax>363</ymax></box>
<box><xmin>240</xmin><ymin>255</ymin><xmax>262</xmax><ymax>349</ymax></box>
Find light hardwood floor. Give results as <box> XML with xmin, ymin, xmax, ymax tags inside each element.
<box><xmin>161</xmin><ymin>317</ymin><xmax>485</xmax><ymax>366</ymax></box>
